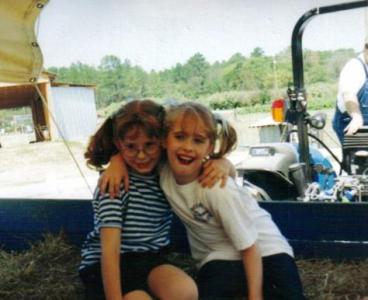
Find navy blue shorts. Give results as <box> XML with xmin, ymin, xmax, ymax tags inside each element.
<box><xmin>197</xmin><ymin>253</ymin><xmax>305</xmax><ymax>300</ymax></box>
<box><xmin>79</xmin><ymin>250</ymin><xmax>170</xmax><ymax>300</ymax></box>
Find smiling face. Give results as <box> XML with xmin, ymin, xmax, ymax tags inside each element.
<box><xmin>165</xmin><ymin>114</ymin><xmax>213</xmax><ymax>185</ymax></box>
<box><xmin>116</xmin><ymin>126</ymin><xmax>161</xmax><ymax>175</ymax></box>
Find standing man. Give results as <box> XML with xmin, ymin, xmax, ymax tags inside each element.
<box><xmin>332</xmin><ymin>37</ymin><xmax>368</xmax><ymax>144</ymax></box>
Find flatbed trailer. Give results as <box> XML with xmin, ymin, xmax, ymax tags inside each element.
<box><xmin>1</xmin><ymin>1</ymin><xmax>368</xmax><ymax>262</ymax></box>
<box><xmin>2</xmin><ymin>199</ymin><xmax>368</xmax><ymax>260</ymax></box>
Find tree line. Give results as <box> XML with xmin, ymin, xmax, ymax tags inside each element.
<box><xmin>48</xmin><ymin>47</ymin><xmax>357</xmax><ymax>113</ymax></box>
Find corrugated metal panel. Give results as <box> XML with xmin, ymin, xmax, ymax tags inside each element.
<box><xmin>51</xmin><ymin>86</ymin><xmax>97</xmax><ymax>141</ymax></box>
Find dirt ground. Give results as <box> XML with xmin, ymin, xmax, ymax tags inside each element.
<box><xmin>0</xmin><ymin>109</ymin><xmax>339</xmax><ymax>199</ymax></box>
<box><xmin>0</xmin><ymin>134</ymin><xmax>98</xmax><ymax>199</ymax></box>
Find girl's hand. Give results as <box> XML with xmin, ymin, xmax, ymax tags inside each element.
<box><xmin>98</xmin><ymin>154</ymin><xmax>129</xmax><ymax>198</ymax></box>
<box><xmin>198</xmin><ymin>158</ymin><xmax>236</xmax><ymax>188</ymax></box>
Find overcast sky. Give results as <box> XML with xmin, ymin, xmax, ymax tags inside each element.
<box><xmin>37</xmin><ymin>0</ymin><xmax>368</xmax><ymax>71</ymax></box>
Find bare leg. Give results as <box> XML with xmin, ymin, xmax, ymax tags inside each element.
<box><xmin>124</xmin><ymin>290</ymin><xmax>152</xmax><ymax>300</ymax></box>
<box><xmin>148</xmin><ymin>264</ymin><xmax>198</xmax><ymax>300</ymax></box>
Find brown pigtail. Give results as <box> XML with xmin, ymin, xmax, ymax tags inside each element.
<box><xmin>84</xmin><ymin>116</ymin><xmax>119</xmax><ymax>170</ymax></box>
<box><xmin>211</xmin><ymin>114</ymin><xmax>237</xmax><ymax>159</ymax></box>
<box><xmin>85</xmin><ymin>99</ymin><xmax>165</xmax><ymax>170</ymax></box>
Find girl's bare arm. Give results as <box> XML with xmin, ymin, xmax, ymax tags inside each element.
<box><xmin>99</xmin><ymin>155</ymin><xmax>236</xmax><ymax>198</ymax></box>
<box><xmin>241</xmin><ymin>244</ymin><xmax>263</xmax><ymax>300</ymax></box>
<box><xmin>100</xmin><ymin>227</ymin><xmax>124</xmax><ymax>300</ymax></box>
<box><xmin>198</xmin><ymin>158</ymin><xmax>236</xmax><ymax>188</ymax></box>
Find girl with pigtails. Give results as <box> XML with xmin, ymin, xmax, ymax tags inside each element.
<box><xmin>79</xmin><ymin>99</ymin><xmax>232</xmax><ymax>300</ymax></box>
<box><xmin>101</xmin><ymin>102</ymin><xmax>305</xmax><ymax>300</ymax></box>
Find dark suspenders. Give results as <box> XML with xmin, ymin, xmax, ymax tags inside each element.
<box><xmin>356</xmin><ymin>57</ymin><xmax>368</xmax><ymax>78</ymax></box>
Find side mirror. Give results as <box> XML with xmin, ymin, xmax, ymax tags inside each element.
<box><xmin>309</xmin><ymin>112</ymin><xmax>326</xmax><ymax>130</ymax></box>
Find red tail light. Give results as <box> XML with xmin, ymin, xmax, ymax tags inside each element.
<box><xmin>272</xmin><ymin>98</ymin><xmax>285</xmax><ymax>122</ymax></box>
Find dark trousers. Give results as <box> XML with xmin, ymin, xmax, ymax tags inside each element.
<box><xmin>332</xmin><ymin>108</ymin><xmax>351</xmax><ymax>145</ymax></box>
<box><xmin>197</xmin><ymin>253</ymin><xmax>305</xmax><ymax>300</ymax></box>
<box><xmin>79</xmin><ymin>251</ymin><xmax>168</xmax><ymax>300</ymax></box>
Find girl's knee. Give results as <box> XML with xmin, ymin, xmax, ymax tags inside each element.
<box><xmin>148</xmin><ymin>264</ymin><xmax>198</xmax><ymax>300</ymax></box>
<box><xmin>125</xmin><ymin>290</ymin><xmax>152</xmax><ymax>300</ymax></box>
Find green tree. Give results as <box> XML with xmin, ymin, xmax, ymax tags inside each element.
<box><xmin>182</xmin><ymin>53</ymin><xmax>210</xmax><ymax>97</ymax></box>
<box><xmin>46</xmin><ymin>46</ymin><xmax>350</xmax><ymax>111</ymax></box>
<box><xmin>250</xmin><ymin>47</ymin><xmax>265</xmax><ymax>58</ymax></box>
<box><xmin>100</xmin><ymin>55</ymin><xmax>122</xmax><ymax>71</ymax></box>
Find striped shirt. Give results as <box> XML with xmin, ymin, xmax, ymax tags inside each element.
<box><xmin>79</xmin><ymin>171</ymin><xmax>172</xmax><ymax>271</ymax></box>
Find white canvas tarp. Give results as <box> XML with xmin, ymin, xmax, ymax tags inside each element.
<box><xmin>0</xmin><ymin>0</ymin><xmax>48</xmax><ymax>84</ymax></box>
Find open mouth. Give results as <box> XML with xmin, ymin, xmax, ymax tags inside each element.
<box><xmin>177</xmin><ymin>154</ymin><xmax>195</xmax><ymax>165</ymax></box>
<box><xmin>135</xmin><ymin>161</ymin><xmax>152</xmax><ymax>169</ymax></box>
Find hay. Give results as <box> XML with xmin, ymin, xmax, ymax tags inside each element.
<box><xmin>0</xmin><ymin>233</ymin><xmax>84</xmax><ymax>300</ymax></box>
<box><xmin>297</xmin><ymin>259</ymin><xmax>368</xmax><ymax>300</ymax></box>
<box><xmin>1</xmin><ymin>234</ymin><xmax>368</xmax><ymax>300</ymax></box>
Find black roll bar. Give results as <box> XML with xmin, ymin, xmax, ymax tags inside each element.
<box><xmin>289</xmin><ymin>0</ymin><xmax>368</xmax><ymax>181</ymax></box>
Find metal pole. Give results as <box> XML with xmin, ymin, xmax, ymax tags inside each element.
<box><xmin>290</xmin><ymin>0</ymin><xmax>368</xmax><ymax>181</ymax></box>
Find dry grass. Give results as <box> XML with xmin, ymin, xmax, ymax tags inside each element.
<box><xmin>1</xmin><ymin>234</ymin><xmax>368</xmax><ymax>300</ymax></box>
<box><xmin>297</xmin><ymin>259</ymin><xmax>368</xmax><ymax>300</ymax></box>
<box><xmin>0</xmin><ymin>233</ymin><xmax>84</xmax><ymax>300</ymax></box>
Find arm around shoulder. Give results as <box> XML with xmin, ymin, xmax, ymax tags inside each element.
<box><xmin>198</xmin><ymin>157</ymin><xmax>236</xmax><ymax>188</ymax></box>
<box><xmin>99</xmin><ymin>153</ymin><xmax>130</xmax><ymax>198</ymax></box>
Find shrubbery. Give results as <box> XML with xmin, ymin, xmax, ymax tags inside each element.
<box><xmin>306</xmin><ymin>82</ymin><xmax>336</xmax><ymax>110</ymax></box>
<box><xmin>50</xmin><ymin>48</ymin><xmax>355</xmax><ymax>111</ymax></box>
<box><xmin>97</xmin><ymin>81</ymin><xmax>337</xmax><ymax>118</ymax></box>
<box><xmin>197</xmin><ymin>88</ymin><xmax>284</xmax><ymax>110</ymax></box>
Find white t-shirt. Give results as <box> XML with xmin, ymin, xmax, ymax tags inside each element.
<box><xmin>160</xmin><ymin>165</ymin><xmax>293</xmax><ymax>268</ymax></box>
<box><xmin>337</xmin><ymin>53</ymin><xmax>367</xmax><ymax>113</ymax></box>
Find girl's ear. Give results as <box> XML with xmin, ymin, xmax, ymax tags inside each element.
<box><xmin>114</xmin><ymin>139</ymin><xmax>122</xmax><ymax>150</ymax></box>
<box><xmin>207</xmin><ymin>143</ymin><xmax>214</xmax><ymax>156</ymax></box>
